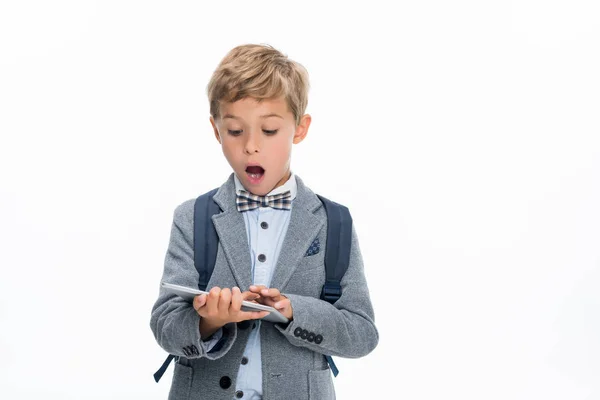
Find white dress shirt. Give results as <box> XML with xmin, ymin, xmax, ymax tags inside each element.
<box><xmin>201</xmin><ymin>172</ymin><xmax>297</xmax><ymax>400</ymax></box>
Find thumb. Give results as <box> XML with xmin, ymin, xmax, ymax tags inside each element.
<box><xmin>194</xmin><ymin>294</ymin><xmax>207</xmax><ymax>310</ymax></box>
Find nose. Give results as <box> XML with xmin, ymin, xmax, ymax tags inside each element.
<box><xmin>244</xmin><ymin>130</ymin><xmax>260</xmax><ymax>154</ymax></box>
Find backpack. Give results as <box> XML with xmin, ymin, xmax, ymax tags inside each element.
<box><xmin>154</xmin><ymin>188</ymin><xmax>352</xmax><ymax>383</ymax></box>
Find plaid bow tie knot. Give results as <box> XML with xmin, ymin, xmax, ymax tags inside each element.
<box><xmin>236</xmin><ymin>190</ymin><xmax>292</xmax><ymax>212</ymax></box>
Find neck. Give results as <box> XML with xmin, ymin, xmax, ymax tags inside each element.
<box><xmin>271</xmin><ymin>169</ymin><xmax>292</xmax><ymax>192</ymax></box>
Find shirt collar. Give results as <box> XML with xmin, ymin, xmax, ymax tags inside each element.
<box><xmin>234</xmin><ymin>172</ymin><xmax>297</xmax><ymax>201</ymax></box>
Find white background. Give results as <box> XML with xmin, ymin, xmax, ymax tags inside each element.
<box><xmin>1</xmin><ymin>1</ymin><xmax>599</xmax><ymax>399</ymax></box>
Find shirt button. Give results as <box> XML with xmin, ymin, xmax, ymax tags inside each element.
<box><xmin>236</xmin><ymin>390</ymin><xmax>244</xmax><ymax>398</ymax></box>
<box><xmin>258</xmin><ymin>254</ymin><xmax>266</xmax><ymax>262</ymax></box>
<box><xmin>241</xmin><ymin>356</ymin><xmax>248</xmax><ymax>365</ymax></box>
<box><xmin>261</xmin><ymin>221</ymin><xmax>268</xmax><ymax>229</ymax></box>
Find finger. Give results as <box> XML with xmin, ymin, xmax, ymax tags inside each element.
<box><xmin>242</xmin><ymin>291</ymin><xmax>260</xmax><ymax>302</ymax></box>
<box><xmin>218</xmin><ymin>288</ymin><xmax>232</xmax><ymax>315</ymax></box>
<box><xmin>250</xmin><ymin>310</ymin><xmax>270</xmax><ymax>319</ymax></box>
<box><xmin>249</xmin><ymin>285</ymin><xmax>266</xmax><ymax>293</ymax></box>
<box><xmin>274</xmin><ymin>298</ymin><xmax>292</xmax><ymax>319</ymax></box>
<box><xmin>193</xmin><ymin>294</ymin><xmax>207</xmax><ymax>311</ymax></box>
<box><xmin>206</xmin><ymin>287</ymin><xmax>221</xmax><ymax>316</ymax></box>
<box><xmin>260</xmin><ymin>287</ymin><xmax>281</xmax><ymax>298</ymax></box>
<box><xmin>238</xmin><ymin>310</ymin><xmax>270</xmax><ymax>321</ymax></box>
<box><xmin>231</xmin><ymin>287</ymin><xmax>242</xmax><ymax>312</ymax></box>
<box><xmin>257</xmin><ymin>296</ymin><xmax>277</xmax><ymax>307</ymax></box>
<box><xmin>274</xmin><ymin>298</ymin><xmax>290</xmax><ymax>310</ymax></box>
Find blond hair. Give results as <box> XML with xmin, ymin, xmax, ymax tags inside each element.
<box><xmin>207</xmin><ymin>44</ymin><xmax>310</xmax><ymax>125</ymax></box>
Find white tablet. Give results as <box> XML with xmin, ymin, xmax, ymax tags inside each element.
<box><xmin>161</xmin><ymin>282</ymin><xmax>289</xmax><ymax>324</ymax></box>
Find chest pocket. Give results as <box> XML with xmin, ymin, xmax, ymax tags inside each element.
<box><xmin>284</xmin><ymin>255</ymin><xmax>326</xmax><ymax>298</ymax></box>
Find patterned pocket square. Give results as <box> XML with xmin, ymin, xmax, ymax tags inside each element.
<box><xmin>305</xmin><ymin>238</ymin><xmax>320</xmax><ymax>256</ymax></box>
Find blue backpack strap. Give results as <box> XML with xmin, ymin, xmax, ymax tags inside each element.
<box><xmin>153</xmin><ymin>354</ymin><xmax>175</xmax><ymax>383</ymax></box>
<box><xmin>193</xmin><ymin>188</ymin><xmax>221</xmax><ymax>290</ymax></box>
<box><xmin>154</xmin><ymin>188</ymin><xmax>220</xmax><ymax>383</ymax></box>
<box><xmin>316</xmin><ymin>195</ymin><xmax>352</xmax><ymax>304</ymax></box>
<box><xmin>316</xmin><ymin>195</ymin><xmax>353</xmax><ymax>378</ymax></box>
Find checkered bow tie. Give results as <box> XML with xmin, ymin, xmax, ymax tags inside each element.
<box><xmin>236</xmin><ymin>190</ymin><xmax>292</xmax><ymax>212</ymax></box>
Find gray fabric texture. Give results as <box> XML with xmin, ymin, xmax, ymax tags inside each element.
<box><xmin>150</xmin><ymin>174</ymin><xmax>378</xmax><ymax>400</ymax></box>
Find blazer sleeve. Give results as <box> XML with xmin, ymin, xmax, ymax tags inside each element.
<box><xmin>275</xmin><ymin>224</ymin><xmax>379</xmax><ymax>358</ymax></box>
<box><xmin>149</xmin><ymin>201</ymin><xmax>237</xmax><ymax>360</ymax></box>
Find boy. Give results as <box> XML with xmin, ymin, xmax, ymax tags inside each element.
<box><xmin>150</xmin><ymin>44</ymin><xmax>378</xmax><ymax>400</ymax></box>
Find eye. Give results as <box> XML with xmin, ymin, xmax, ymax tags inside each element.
<box><xmin>263</xmin><ymin>129</ymin><xmax>278</xmax><ymax>135</ymax></box>
<box><xmin>228</xmin><ymin>129</ymin><xmax>243</xmax><ymax>136</ymax></box>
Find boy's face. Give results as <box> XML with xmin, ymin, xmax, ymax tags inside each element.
<box><xmin>210</xmin><ymin>97</ymin><xmax>311</xmax><ymax>196</ymax></box>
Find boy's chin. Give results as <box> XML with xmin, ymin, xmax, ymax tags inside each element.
<box><xmin>247</xmin><ymin>183</ymin><xmax>274</xmax><ymax>197</ymax></box>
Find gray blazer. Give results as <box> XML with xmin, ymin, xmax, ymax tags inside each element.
<box><xmin>150</xmin><ymin>174</ymin><xmax>378</xmax><ymax>400</ymax></box>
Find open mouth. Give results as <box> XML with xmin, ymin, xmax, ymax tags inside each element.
<box><xmin>245</xmin><ymin>165</ymin><xmax>265</xmax><ymax>182</ymax></box>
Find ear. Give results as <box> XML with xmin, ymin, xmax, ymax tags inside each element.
<box><xmin>210</xmin><ymin>116</ymin><xmax>221</xmax><ymax>144</ymax></box>
<box><xmin>293</xmin><ymin>114</ymin><xmax>311</xmax><ymax>144</ymax></box>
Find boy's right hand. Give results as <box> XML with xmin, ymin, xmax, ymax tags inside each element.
<box><xmin>194</xmin><ymin>286</ymin><xmax>268</xmax><ymax>337</ymax></box>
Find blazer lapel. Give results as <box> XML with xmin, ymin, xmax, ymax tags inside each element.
<box><xmin>211</xmin><ymin>175</ymin><xmax>253</xmax><ymax>290</ymax></box>
<box><xmin>270</xmin><ymin>176</ymin><xmax>324</xmax><ymax>290</ymax></box>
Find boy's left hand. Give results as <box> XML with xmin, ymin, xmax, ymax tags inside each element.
<box><xmin>249</xmin><ymin>285</ymin><xmax>293</xmax><ymax>320</ymax></box>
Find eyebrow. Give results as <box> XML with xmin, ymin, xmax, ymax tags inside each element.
<box><xmin>222</xmin><ymin>113</ymin><xmax>283</xmax><ymax>120</ymax></box>
<box><xmin>259</xmin><ymin>113</ymin><xmax>284</xmax><ymax>119</ymax></box>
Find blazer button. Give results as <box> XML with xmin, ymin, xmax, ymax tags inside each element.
<box><xmin>219</xmin><ymin>376</ymin><xmax>232</xmax><ymax>389</ymax></box>
<box><xmin>294</xmin><ymin>327</ymin><xmax>303</xmax><ymax>337</ymax></box>
<box><xmin>307</xmin><ymin>332</ymin><xmax>315</xmax><ymax>342</ymax></box>
<box><xmin>241</xmin><ymin>356</ymin><xmax>248</xmax><ymax>365</ymax></box>
<box><xmin>258</xmin><ymin>254</ymin><xmax>266</xmax><ymax>262</ymax></box>
<box><xmin>300</xmin><ymin>329</ymin><xmax>308</xmax><ymax>340</ymax></box>
<box><xmin>314</xmin><ymin>334</ymin><xmax>323</xmax><ymax>344</ymax></box>
<box><xmin>236</xmin><ymin>390</ymin><xmax>244</xmax><ymax>398</ymax></box>
<box><xmin>260</xmin><ymin>221</ymin><xmax>268</xmax><ymax>229</ymax></box>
